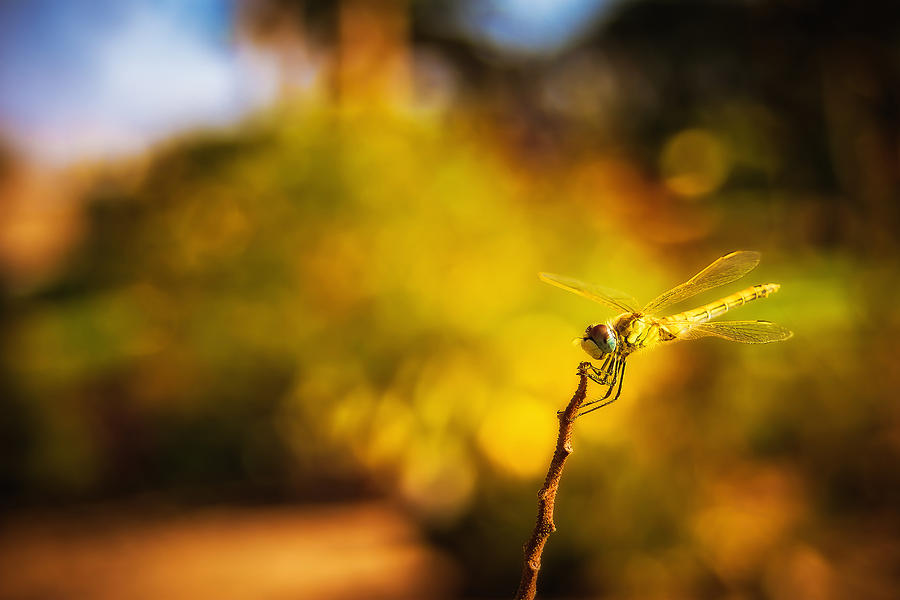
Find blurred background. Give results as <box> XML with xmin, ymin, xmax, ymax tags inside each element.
<box><xmin>2</xmin><ymin>1</ymin><xmax>900</xmax><ymax>598</ymax></box>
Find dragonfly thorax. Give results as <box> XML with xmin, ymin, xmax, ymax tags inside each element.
<box><xmin>612</xmin><ymin>312</ymin><xmax>678</xmax><ymax>356</ymax></box>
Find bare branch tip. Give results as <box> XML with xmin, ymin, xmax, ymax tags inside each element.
<box><xmin>515</xmin><ymin>361</ymin><xmax>588</xmax><ymax>600</ymax></box>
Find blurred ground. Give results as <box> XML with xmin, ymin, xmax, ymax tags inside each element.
<box><xmin>0</xmin><ymin>502</ymin><xmax>456</xmax><ymax>600</ymax></box>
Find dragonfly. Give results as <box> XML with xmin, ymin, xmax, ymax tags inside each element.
<box><xmin>540</xmin><ymin>251</ymin><xmax>792</xmax><ymax>417</ymax></box>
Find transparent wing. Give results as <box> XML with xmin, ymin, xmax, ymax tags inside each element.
<box><xmin>539</xmin><ymin>272</ymin><xmax>640</xmax><ymax>314</ymax></box>
<box><xmin>642</xmin><ymin>250</ymin><xmax>761</xmax><ymax>315</ymax></box>
<box><xmin>666</xmin><ymin>320</ymin><xmax>793</xmax><ymax>343</ymax></box>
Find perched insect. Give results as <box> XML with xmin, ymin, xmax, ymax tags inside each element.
<box><xmin>540</xmin><ymin>251</ymin><xmax>792</xmax><ymax>417</ymax></box>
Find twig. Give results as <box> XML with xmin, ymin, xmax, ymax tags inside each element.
<box><xmin>514</xmin><ymin>361</ymin><xmax>591</xmax><ymax>600</ymax></box>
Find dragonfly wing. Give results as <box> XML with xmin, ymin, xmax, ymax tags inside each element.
<box><xmin>539</xmin><ymin>272</ymin><xmax>640</xmax><ymax>314</ymax></box>
<box><xmin>641</xmin><ymin>250</ymin><xmax>761</xmax><ymax>315</ymax></box>
<box><xmin>668</xmin><ymin>320</ymin><xmax>793</xmax><ymax>343</ymax></box>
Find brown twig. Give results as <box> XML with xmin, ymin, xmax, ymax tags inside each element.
<box><xmin>514</xmin><ymin>361</ymin><xmax>591</xmax><ymax>600</ymax></box>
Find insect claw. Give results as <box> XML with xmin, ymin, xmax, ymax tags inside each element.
<box><xmin>586</xmin><ymin>359</ymin><xmax>615</xmax><ymax>385</ymax></box>
<box><xmin>575</xmin><ymin>360</ymin><xmax>627</xmax><ymax>417</ymax></box>
<box><xmin>587</xmin><ymin>372</ymin><xmax>607</xmax><ymax>385</ymax></box>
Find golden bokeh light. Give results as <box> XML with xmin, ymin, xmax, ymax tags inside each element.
<box><xmin>477</xmin><ymin>396</ymin><xmax>556</xmax><ymax>479</ymax></box>
<box><xmin>660</xmin><ymin>129</ymin><xmax>732</xmax><ymax>198</ymax></box>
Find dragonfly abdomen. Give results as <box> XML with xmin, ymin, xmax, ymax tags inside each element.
<box><xmin>667</xmin><ymin>283</ymin><xmax>780</xmax><ymax>324</ymax></box>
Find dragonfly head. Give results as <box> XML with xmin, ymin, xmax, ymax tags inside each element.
<box><xmin>581</xmin><ymin>323</ymin><xmax>617</xmax><ymax>359</ymax></box>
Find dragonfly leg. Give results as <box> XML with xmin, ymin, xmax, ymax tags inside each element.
<box><xmin>575</xmin><ymin>360</ymin><xmax>627</xmax><ymax>418</ymax></box>
<box><xmin>601</xmin><ymin>354</ymin><xmax>618</xmax><ymax>385</ymax></box>
<box><xmin>586</xmin><ymin>355</ymin><xmax>613</xmax><ymax>385</ymax></box>
<box><xmin>558</xmin><ymin>356</ymin><xmax>617</xmax><ymax>416</ymax></box>
<box><xmin>577</xmin><ymin>355</ymin><xmax>620</xmax><ymax>410</ymax></box>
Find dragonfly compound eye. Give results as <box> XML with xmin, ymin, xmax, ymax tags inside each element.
<box><xmin>585</xmin><ymin>323</ymin><xmax>616</xmax><ymax>356</ymax></box>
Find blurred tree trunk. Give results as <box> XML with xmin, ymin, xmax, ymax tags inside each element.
<box><xmin>337</xmin><ymin>0</ymin><xmax>412</xmax><ymax>108</ymax></box>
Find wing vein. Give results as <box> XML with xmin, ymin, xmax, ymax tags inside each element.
<box><xmin>662</xmin><ymin>319</ymin><xmax>793</xmax><ymax>343</ymax></box>
<box><xmin>642</xmin><ymin>250</ymin><xmax>761</xmax><ymax>315</ymax></box>
<box><xmin>539</xmin><ymin>272</ymin><xmax>640</xmax><ymax>314</ymax></box>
